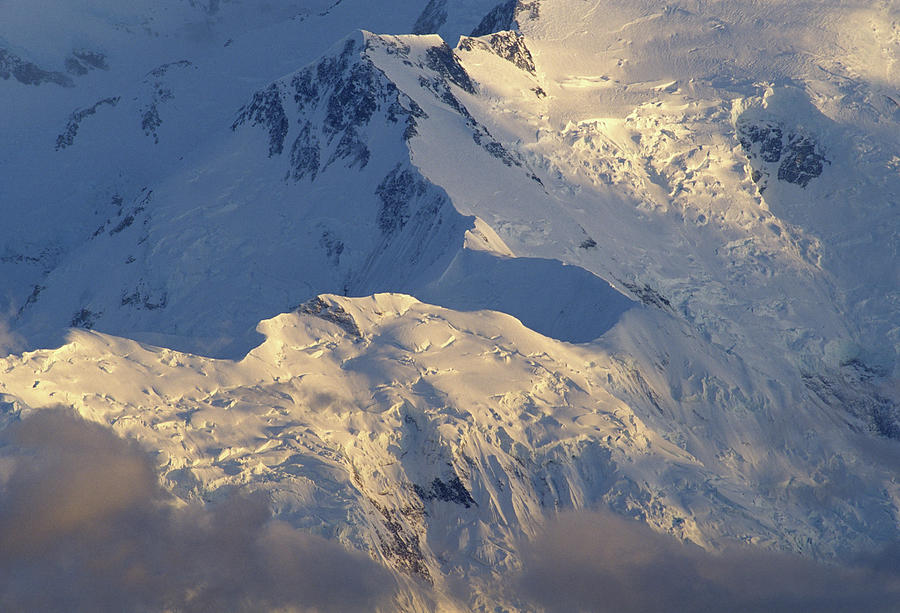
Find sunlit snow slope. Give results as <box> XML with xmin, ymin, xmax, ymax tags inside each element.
<box><xmin>1</xmin><ymin>0</ymin><xmax>899</xmax><ymax>611</ymax></box>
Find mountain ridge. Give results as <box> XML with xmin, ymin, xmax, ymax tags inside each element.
<box><xmin>1</xmin><ymin>1</ymin><xmax>898</xmax><ymax>610</ymax></box>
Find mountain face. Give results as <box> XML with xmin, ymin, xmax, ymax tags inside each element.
<box><xmin>1</xmin><ymin>0</ymin><xmax>898</xmax><ymax>610</ymax></box>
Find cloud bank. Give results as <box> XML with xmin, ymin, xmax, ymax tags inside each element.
<box><xmin>0</xmin><ymin>410</ymin><xmax>394</xmax><ymax>612</ymax></box>
<box><xmin>0</xmin><ymin>316</ymin><xmax>23</xmax><ymax>357</ymax></box>
<box><xmin>6</xmin><ymin>411</ymin><xmax>899</xmax><ymax>613</ymax></box>
<box><xmin>517</xmin><ymin>511</ymin><xmax>900</xmax><ymax>613</ymax></box>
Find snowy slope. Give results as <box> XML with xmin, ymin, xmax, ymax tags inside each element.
<box><xmin>5</xmin><ymin>23</ymin><xmax>634</xmax><ymax>359</ymax></box>
<box><xmin>1</xmin><ymin>0</ymin><xmax>899</xmax><ymax>610</ymax></box>
<box><xmin>3</xmin><ymin>293</ymin><xmax>899</xmax><ymax>609</ymax></box>
<box><xmin>505</xmin><ymin>0</ymin><xmax>900</xmax><ymax>376</ymax></box>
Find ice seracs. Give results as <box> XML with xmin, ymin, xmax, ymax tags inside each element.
<box><xmin>0</xmin><ymin>0</ymin><xmax>898</xmax><ymax>610</ymax></box>
<box><xmin>3</xmin><ymin>291</ymin><xmax>899</xmax><ymax>608</ymax></box>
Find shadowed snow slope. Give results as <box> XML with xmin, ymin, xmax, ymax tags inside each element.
<box><xmin>1</xmin><ymin>0</ymin><xmax>898</xmax><ymax>610</ymax></box>
<box><xmin>5</xmin><ymin>26</ymin><xmax>633</xmax><ymax>358</ymax></box>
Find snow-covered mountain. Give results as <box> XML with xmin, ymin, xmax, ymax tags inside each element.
<box><xmin>1</xmin><ymin>0</ymin><xmax>898</xmax><ymax>610</ymax></box>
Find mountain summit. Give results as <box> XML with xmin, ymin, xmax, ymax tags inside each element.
<box><xmin>1</xmin><ymin>0</ymin><xmax>898</xmax><ymax>610</ymax></box>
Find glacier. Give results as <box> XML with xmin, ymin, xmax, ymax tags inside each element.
<box><xmin>0</xmin><ymin>0</ymin><xmax>898</xmax><ymax>610</ymax></box>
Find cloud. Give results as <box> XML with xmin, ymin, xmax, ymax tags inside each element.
<box><xmin>0</xmin><ymin>316</ymin><xmax>24</xmax><ymax>357</ymax></box>
<box><xmin>517</xmin><ymin>511</ymin><xmax>900</xmax><ymax>613</ymax></box>
<box><xmin>0</xmin><ymin>410</ymin><xmax>394</xmax><ymax>612</ymax></box>
<box><xmin>12</xmin><ymin>411</ymin><xmax>897</xmax><ymax>613</ymax></box>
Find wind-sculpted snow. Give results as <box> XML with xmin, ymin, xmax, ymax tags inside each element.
<box><xmin>439</xmin><ymin>1</ymin><xmax>898</xmax><ymax>428</ymax></box>
<box><xmin>1</xmin><ymin>1</ymin><xmax>899</xmax><ymax>609</ymax></box>
<box><xmin>418</xmin><ymin>248</ymin><xmax>636</xmax><ymax>343</ymax></box>
<box><xmin>2</xmin><ymin>294</ymin><xmax>898</xmax><ymax>609</ymax></box>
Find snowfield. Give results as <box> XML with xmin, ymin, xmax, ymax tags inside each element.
<box><xmin>1</xmin><ymin>0</ymin><xmax>898</xmax><ymax>610</ymax></box>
